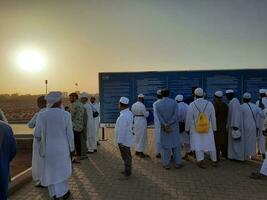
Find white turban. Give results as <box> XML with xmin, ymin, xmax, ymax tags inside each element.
<box><xmin>175</xmin><ymin>95</ymin><xmax>183</xmax><ymax>102</ymax></box>
<box><xmin>226</xmin><ymin>89</ymin><xmax>234</xmax><ymax>94</ymax></box>
<box><xmin>138</xmin><ymin>94</ymin><xmax>144</xmax><ymax>98</ymax></box>
<box><xmin>194</xmin><ymin>88</ymin><xmax>204</xmax><ymax>97</ymax></box>
<box><xmin>119</xmin><ymin>97</ymin><xmax>129</xmax><ymax>105</ymax></box>
<box><xmin>243</xmin><ymin>92</ymin><xmax>251</xmax><ymax>99</ymax></box>
<box><xmin>214</xmin><ymin>91</ymin><xmax>223</xmax><ymax>98</ymax></box>
<box><xmin>156</xmin><ymin>90</ymin><xmax>161</xmax><ymax>95</ymax></box>
<box><xmin>45</xmin><ymin>91</ymin><xmax>62</xmax><ymax>108</ymax></box>
<box><xmin>80</xmin><ymin>92</ymin><xmax>89</xmax><ymax>99</ymax></box>
<box><xmin>259</xmin><ymin>89</ymin><xmax>266</xmax><ymax>94</ymax></box>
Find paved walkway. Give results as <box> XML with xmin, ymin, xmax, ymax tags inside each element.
<box><xmin>10</xmin><ymin>129</ymin><xmax>267</xmax><ymax>200</ymax></box>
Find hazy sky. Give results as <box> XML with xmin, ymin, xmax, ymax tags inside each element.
<box><xmin>0</xmin><ymin>0</ymin><xmax>266</xmax><ymax>94</ymax></box>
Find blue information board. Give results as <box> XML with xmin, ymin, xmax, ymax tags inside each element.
<box><xmin>99</xmin><ymin>69</ymin><xmax>267</xmax><ymax>124</ymax></box>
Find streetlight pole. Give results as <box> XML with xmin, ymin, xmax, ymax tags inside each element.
<box><xmin>45</xmin><ymin>80</ymin><xmax>48</xmax><ymax>94</ymax></box>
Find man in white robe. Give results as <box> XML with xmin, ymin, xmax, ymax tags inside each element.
<box><xmin>90</xmin><ymin>96</ymin><xmax>100</xmax><ymax>151</ymax></box>
<box><xmin>34</xmin><ymin>91</ymin><xmax>74</xmax><ymax>199</ymax></box>
<box><xmin>28</xmin><ymin>96</ymin><xmax>46</xmax><ymax>187</ymax></box>
<box><xmin>153</xmin><ymin>90</ymin><xmax>162</xmax><ymax>158</ymax></box>
<box><xmin>185</xmin><ymin>88</ymin><xmax>217</xmax><ymax>168</ymax></box>
<box><xmin>256</xmin><ymin>89</ymin><xmax>267</xmax><ymax>159</ymax></box>
<box><xmin>115</xmin><ymin>97</ymin><xmax>134</xmax><ymax>179</ymax></box>
<box><xmin>175</xmin><ymin>94</ymin><xmax>190</xmax><ymax>160</ymax></box>
<box><xmin>241</xmin><ymin>93</ymin><xmax>265</xmax><ymax>159</ymax></box>
<box><xmin>226</xmin><ymin>89</ymin><xmax>245</xmax><ymax>161</ymax></box>
<box><xmin>131</xmin><ymin>94</ymin><xmax>149</xmax><ymax>158</ymax></box>
<box><xmin>81</xmin><ymin>93</ymin><xmax>96</xmax><ymax>154</ymax></box>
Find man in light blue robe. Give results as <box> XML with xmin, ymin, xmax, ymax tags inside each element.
<box><xmin>155</xmin><ymin>89</ymin><xmax>182</xmax><ymax>169</ymax></box>
<box><xmin>0</xmin><ymin>121</ymin><xmax>16</xmax><ymax>200</ymax></box>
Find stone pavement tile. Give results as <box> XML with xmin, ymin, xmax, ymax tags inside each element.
<box><xmin>10</xmin><ymin>128</ymin><xmax>267</xmax><ymax>200</ymax></box>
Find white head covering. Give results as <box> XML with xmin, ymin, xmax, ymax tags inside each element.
<box><xmin>175</xmin><ymin>94</ymin><xmax>183</xmax><ymax>102</ymax></box>
<box><xmin>259</xmin><ymin>89</ymin><xmax>266</xmax><ymax>94</ymax></box>
<box><xmin>156</xmin><ymin>90</ymin><xmax>161</xmax><ymax>95</ymax></box>
<box><xmin>80</xmin><ymin>92</ymin><xmax>89</xmax><ymax>99</ymax></box>
<box><xmin>45</xmin><ymin>91</ymin><xmax>62</xmax><ymax>108</ymax></box>
<box><xmin>226</xmin><ymin>89</ymin><xmax>234</xmax><ymax>94</ymax></box>
<box><xmin>119</xmin><ymin>97</ymin><xmax>129</xmax><ymax>105</ymax></box>
<box><xmin>138</xmin><ymin>94</ymin><xmax>144</xmax><ymax>98</ymax></box>
<box><xmin>194</xmin><ymin>88</ymin><xmax>204</xmax><ymax>97</ymax></box>
<box><xmin>243</xmin><ymin>92</ymin><xmax>251</xmax><ymax>99</ymax></box>
<box><xmin>214</xmin><ymin>91</ymin><xmax>223</xmax><ymax>98</ymax></box>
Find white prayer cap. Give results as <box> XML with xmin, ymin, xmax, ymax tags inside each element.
<box><xmin>119</xmin><ymin>97</ymin><xmax>129</xmax><ymax>105</ymax></box>
<box><xmin>214</xmin><ymin>91</ymin><xmax>223</xmax><ymax>98</ymax></box>
<box><xmin>138</xmin><ymin>94</ymin><xmax>144</xmax><ymax>98</ymax></box>
<box><xmin>194</xmin><ymin>88</ymin><xmax>204</xmax><ymax>97</ymax></box>
<box><xmin>259</xmin><ymin>89</ymin><xmax>266</xmax><ymax>94</ymax></box>
<box><xmin>80</xmin><ymin>92</ymin><xmax>89</xmax><ymax>99</ymax></box>
<box><xmin>175</xmin><ymin>95</ymin><xmax>183</xmax><ymax>101</ymax></box>
<box><xmin>156</xmin><ymin>90</ymin><xmax>161</xmax><ymax>95</ymax></box>
<box><xmin>226</xmin><ymin>89</ymin><xmax>234</xmax><ymax>94</ymax></box>
<box><xmin>45</xmin><ymin>91</ymin><xmax>62</xmax><ymax>108</ymax></box>
<box><xmin>243</xmin><ymin>92</ymin><xmax>251</xmax><ymax>99</ymax></box>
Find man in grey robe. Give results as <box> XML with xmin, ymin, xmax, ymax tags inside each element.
<box><xmin>155</xmin><ymin>89</ymin><xmax>182</xmax><ymax>169</ymax></box>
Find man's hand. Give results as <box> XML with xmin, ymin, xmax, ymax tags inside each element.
<box><xmin>232</xmin><ymin>127</ymin><xmax>239</xmax><ymax>131</ymax></box>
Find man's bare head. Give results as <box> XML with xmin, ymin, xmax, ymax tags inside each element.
<box><xmin>37</xmin><ymin>96</ymin><xmax>46</xmax><ymax>109</ymax></box>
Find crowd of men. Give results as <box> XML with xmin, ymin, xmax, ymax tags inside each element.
<box><xmin>116</xmin><ymin>87</ymin><xmax>267</xmax><ymax>179</ymax></box>
<box><xmin>1</xmin><ymin>87</ymin><xmax>267</xmax><ymax>199</ymax></box>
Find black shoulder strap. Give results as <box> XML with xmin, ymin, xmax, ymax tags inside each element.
<box><xmin>247</xmin><ymin>103</ymin><xmax>257</xmax><ymax>127</ymax></box>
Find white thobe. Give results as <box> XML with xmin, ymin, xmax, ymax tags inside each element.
<box><xmin>84</xmin><ymin>103</ymin><xmax>96</xmax><ymax>152</ymax></box>
<box><xmin>241</xmin><ymin>103</ymin><xmax>264</xmax><ymax>158</ymax></box>
<box><xmin>153</xmin><ymin>99</ymin><xmax>162</xmax><ymax>154</ymax></box>
<box><xmin>256</xmin><ymin>100</ymin><xmax>267</xmax><ymax>154</ymax></box>
<box><xmin>227</xmin><ymin>98</ymin><xmax>245</xmax><ymax>161</ymax></box>
<box><xmin>28</xmin><ymin>108</ymin><xmax>46</xmax><ymax>181</ymax></box>
<box><xmin>260</xmin><ymin>150</ymin><xmax>267</xmax><ymax>176</ymax></box>
<box><xmin>92</xmin><ymin>102</ymin><xmax>100</xmax><ymax>143</ymax></box>
<box><xmin>34</xmin><ymin>108</ymin><xmax>74</xmax><ymax>195</ymax></box>
<box><xmin>115</xmin><ymin>108</ymin><xmax>134</xmax><ymax>147</ymax></box>
<box><xmin>185</xmin><ymin>98</ymin><xmax>217</xmax><ymax>152</ymax></box>
<box><xmin>178</xmin><ymin>102</ymin><xmax>189</xmax><ymax>145</ymax></box>
<box><xmin>131</xmin><ymin>101</ymin><xmax>149</xmax><ymax>152</ymax></box>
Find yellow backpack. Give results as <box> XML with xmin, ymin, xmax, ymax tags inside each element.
<box><xmin>194</xmin><ymin>102</ymin><xmax>209</xmax><ymax>133</ymax></box>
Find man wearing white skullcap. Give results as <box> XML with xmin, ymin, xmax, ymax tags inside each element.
<box><xmin>90</xmin><ymin>95</ymin><xmax>101</xmax><ymax>148</ymax></box>
<box><xmin>115</xmin><ymin>97</ymin><xmax>133</xmax><ymax>179</ymax></box>
<box><xmin>250</xmin><ymin>91</ymin><xmax>267</xmax><ymax>180</ymax></box>
<box><xmin>80</xmin><ymin>92</ymin><xmax>96</xmax><ymax>155</ymax></box>
<box><xmin>28</xmin><ymin>96</ymin><xmax>47</xmax><ymax>187</ymax></box>
<box><xmin>79</xmin><ymin>93</ymin><xmax>90</xmax><ymax>160</ymax></box>
<box><xmin>213</xmin><ymin>91</ymin><xmax>228</xmax><ymax>161</ymax></box>
<box><xmin>225</xmin><ymin>89</ymin><xmax>245</xmax><ymax>161</ymax></box>
<box><xmin>175</xmin><ymin>95</ymin><xmax>190</xmax><ymax>160</ymax></box>
<box><xmin>241</xmin><ymin>92</ymin><xmax>265</xmax><ymax>160</ymax></box>
<box><xmin>256</xmin><ymin>89</ymin><xmax>267</xmax><ymax>159</ymax></box>
<box><xmin>131</xmin><ymin>94</ymin><xmax>149</xmax><ymax>158</ymax></box>
<box><xmin>153</xmin><ymin>90</ymin><xmax>162</xmax><ymax>158</ymax></box>
<box><xmin>34</xmin><ymin>91</ymin><xmax>74</xmax><ymax>199</ymax></box>
<box><xmin>185</xmin><ymin>88</ymin><xmax>217</xmax><ymax>168</ymax></box>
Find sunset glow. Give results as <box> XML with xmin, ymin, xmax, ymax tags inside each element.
<box><xmin>17</xmin><ymin>49</ymin><xmax>45</xmax><ymax>72</ymax></box>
